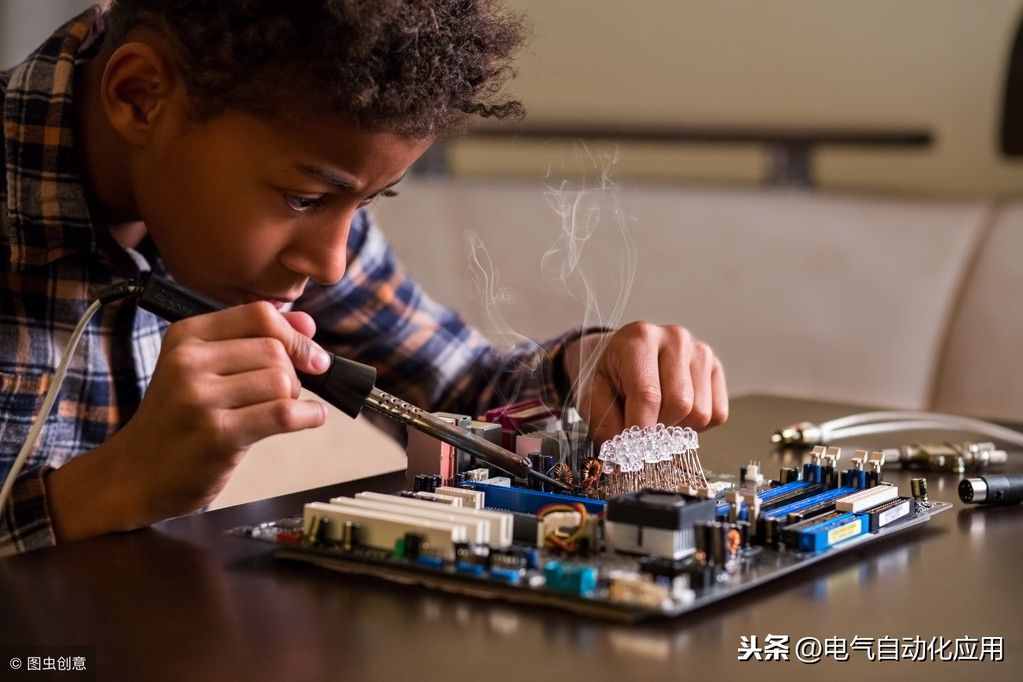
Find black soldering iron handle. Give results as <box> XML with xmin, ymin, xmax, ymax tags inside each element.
<box><xmin>135</xmin><ymin>272</ymin><xmax>376</xmax><ymax>419</ymax></box>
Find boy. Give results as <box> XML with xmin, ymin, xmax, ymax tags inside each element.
<box><xmin>0</xmin><ymin>1</ymin><xmax>728</xmax><ymax>556</ymax></box>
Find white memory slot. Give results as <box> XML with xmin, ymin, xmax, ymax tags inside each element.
<box><xmin>355</xmin><ymin>492</ymin><xmax>514</xmax><ymax>548</ymax></box>
<box><xmin>303</xmin><ymin>502</ymin><xmax>468</xmax><ymax>559</ymax></box>
<box><xmin>434</xmin><ymin>486</ymin><xmax>485</xmax><ymax>510</ymax></box>
<box><xmin>328</xmin><ymin>496</ymin><xmax>490</xmax><ymax>544</ymax></box>
<box><xmin>835</xmin><ymin>483</ymin><xmax>899</xmax><ymax>513</ymax></box>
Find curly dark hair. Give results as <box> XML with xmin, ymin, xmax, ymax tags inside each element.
<box><xmin>104</xmin><ymin>0</ymin><xmax>527</xmax><ymax>137</ymax></box>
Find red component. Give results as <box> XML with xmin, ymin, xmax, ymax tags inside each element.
<box><xmin>481</xmin><ymin>399</ymin><xmax>561</xmax><ymax>449</ymax></box>
<box><xmin>275</xmin><ymin>530</ymin><xmax>304</xmax><ymax>545</ymax></box>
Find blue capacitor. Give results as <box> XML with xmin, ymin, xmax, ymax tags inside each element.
<box><xmin>415</xmin><ymin>554</ymin><xmax>445</xmax><ymax>570</ymax></box>
<box><xmin>488</xmin><ymin>567</ymin><xmax>522</xmax><ymax>584</ymax></box>
<box><xmin>543</xmin><ymin>561</ymin><xmax>597</xmax><ymax>597</ymax></box>
<box><xmin>456</xmin><ymin>561</ymin><xmax>486</xmax><ymax>577</ymax></box>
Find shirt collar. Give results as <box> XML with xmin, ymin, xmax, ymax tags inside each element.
<box><xmin>2</xmin><ymin>6</ymin><xmax>105</xmax><ymax>270</ymax></box>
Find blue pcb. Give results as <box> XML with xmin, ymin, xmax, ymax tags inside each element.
<box><xmin>793</xmin><ymin>512</ymin><xmax>868</xmax><ymax>552</ymax></box>
<box><xmin>461</xmin><ymin>482</ymin><xmax>608</xmax><ymax>515</ymax></box>
<box><xmin>716</xmin><ymin>480</ymin><xmax>816</xmax><ymax>518</ymax></box>
<box><xmin>761</xmin><ymin>486</ymin><xmax>856</xmax><ymax>520</ymax></box>
<box><xmin>759</xmin><ymin>480</ymin><xmax>814</xmax><ymax>502</ymax></box>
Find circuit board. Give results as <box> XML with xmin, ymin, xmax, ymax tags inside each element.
<box><xmin>230</xmin><ymin>450</ymin><xmax>952</xmax><ymax>623</ymax></box>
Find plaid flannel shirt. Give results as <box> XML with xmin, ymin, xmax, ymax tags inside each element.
<box><xmin>0</xmin><ymin>7</ymin><xmax>587</xmax><ymax>556</ymax></box>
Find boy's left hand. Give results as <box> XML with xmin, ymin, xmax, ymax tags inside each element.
<box><xmin>563</xmin><ymin>322</ymin><xmax>728</xmax><ymax>445</ymax></box>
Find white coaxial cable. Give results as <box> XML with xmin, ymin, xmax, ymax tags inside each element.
<box><xmin>773</xmin><ymin>411</ymin><xmax>1023</xmax><ymax>448</ymax></box>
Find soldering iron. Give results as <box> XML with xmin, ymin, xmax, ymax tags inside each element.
<box><xmin>131</xmin><ymin>273</ymin><xmax>569</xmax><ymax>491</ymax></box>
<box><xmin>0</xmin><ymin>273</ymin><xmax>569</xmax><ymax>516</ymax></box>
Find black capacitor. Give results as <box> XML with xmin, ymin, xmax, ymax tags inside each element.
<box><xmin>780</xmin><ymin>467</ymin><xmax>799</xmax><ymax>484</ymax></box>
<box><xmin>687</xmin><ymin>563</ymin><xmax>716</xmax><ymax>590</ymax></box>
<box><xmin>527</xmin><ymin>452</ymin><xmax>555</xmax><ymax>490</ymax></box>
<box><xmin>709</xmin><ymin>522</ymin><xmax>726</xmax><ymax>565</ymax></box>
<box><xmin>867</xmin><ymin>469</ymin><xmax>880</xmax><ymax>488</ymax></box>
<box><xmin>403</xmin><ymin>532</ymin><xmax>423</xmax><ymax>560</ymax></box>
<box><xmin>528</xmin><ymin>453</ymin><xmax>543</xmax><ymax>489</ymax></box>
<box><xmin>313</xmin><ymin>517</ymin><xmax>330</xmax><ymax>546</ymax></box>
<box><xmin>454</xmin><ymin>473</ymin><xmax>466</xmax><ymax>485</ymax></box>
<box><xmin>735</xmin><ymin>520</ymin><xmax>751</xmax><ymax>548</ymax></box>
<box><xmin>693</xmin><ymin>521</ymin><xmax>712</xmax><ymax>558</ymax></box>
<box><xmin>413</xmin><ymin>474</ymin><xmax>428</xmax><ymax>492</ymax></box>
<box><xmin>429</xmin><ymin>475</ymin><xmax>442</xmax><ymax>492</ymax></box>
<box><xmin>763</xmin><ymin>517</ymin><xmax>781</xmax><ymax>546</ymax></box>
<box><xmin>739</xmin><ymin>465</ymin><xmax>749</xmax><ymax>484</ymax></box>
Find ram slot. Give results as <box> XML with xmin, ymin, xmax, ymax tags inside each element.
<box><xmin>354</xmin><ymin>491</ymin><xmax>515</xmax><ymax>547</ymax></box>
<box><xmin>329</xmin><ymin>496</ymin><xmax>490</xmax><ymax>544</ymax></box>
<box><xmin>835</xmin><ymin>484</ymin><xmax>899</xmax><ymax>513</ymax></box>
<box><xmin>303</xmin><ymin>502</ymin><xmax>468</xmax><ymax>559</ymax></box>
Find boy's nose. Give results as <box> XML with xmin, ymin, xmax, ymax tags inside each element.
<box><xmin>283</xmin><ymin>217</ymin><xmax>352</xmax><ymax>286</ymax></box>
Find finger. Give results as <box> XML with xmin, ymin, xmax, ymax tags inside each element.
<box><xmin>582</xmin><ymin>372</ymin><xmax>624</xmax><ymax>445</ymax></box>
<box><xmin>220</xmin><ymin>398</ymin><xmax>326</xmax><ymax>449</ymax></box>
<box><xmin>656</xmin><ymin>330</ymin><xmax>695</xmax><ymax>426</ymax></box>
<box><xmin>282</xmin><ymin>310</ymin><xmax>316</xmax><ymax>339</ymax></box>
<box><xmin>709</xmin><ymin>360</ymin><xmax>729</xmax><ymax>426</ymax></box>
<box><xmin>215</xmin><ymin>367</ymin><xmax>301</xmax><ymax>408</ymax></box>
<box><xmin>685</xmin><ymin>344</ymin><xmax>715</xmax><ymax>430</ymax></box>
<box><xmin>618</xmin><ymin>335</ymin><xmax>663</xmax><ymax>429</ymax></box>
<box><xmin>171</xmin><ymin>302</ymin><xmax>330</xmax><ymax>375</ymax></box>
<box><xmin>185</xmin><ymin>337</ymin><xmax>295</xmax><ymax>376</ymax></box>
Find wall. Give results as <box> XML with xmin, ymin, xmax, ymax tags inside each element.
<box><xmin>452</xmin><ymin>0</ymin><xmax>1023</xmax><ymax>198</ymax></box>
<box><xmin>0</xmin><ymin>0</ymin><xmax>96</xmax><ymax>69</ymax></box>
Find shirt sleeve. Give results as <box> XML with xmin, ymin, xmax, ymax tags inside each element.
<box><xmin>0</xmin><ymin>465</ymin><xmax>57</xmax><ymax>557</ymax></box>
<box><xmin>294</xmin><ymin>209</ymin><xmax>607</xmax><ymax>418</ymax></box>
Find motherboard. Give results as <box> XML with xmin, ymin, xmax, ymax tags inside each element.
<box><xmin>230</xmin><ymin>404</ymin><xmax>951</xmax><ymax>622</ymax></box>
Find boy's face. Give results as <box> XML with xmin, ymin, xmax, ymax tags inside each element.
<box><xmin>132</xmin><ymin>104</ymin><xmax>432</xmax><ymax>307</ymax></box>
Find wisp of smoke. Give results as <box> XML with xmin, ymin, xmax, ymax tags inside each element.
<box><xmin>464</xmin><ymin>146</ymin><xmax>638</xmax><ymax>420</ymax></box>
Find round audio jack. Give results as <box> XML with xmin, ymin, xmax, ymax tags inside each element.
<box><xmin>958</xmin><ymin>474</ymin><xmax>1023</xmax><ymax>506</ymax></box>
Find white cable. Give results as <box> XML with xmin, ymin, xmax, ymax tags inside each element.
<box><xmin>0</xmin><ymin>299</ymin><xmax>103</xmax><ymax>513</ymax></box>
<box><xmin>825</xmin><ymin>418</ymin><xmax>1023</xmax><ymax>448</ymax></box>
<box><xmin>821</xmin><ymin>410</ymin><xmax>1023</xmax><ymax>436</ymax></box>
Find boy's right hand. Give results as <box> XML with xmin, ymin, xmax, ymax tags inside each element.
<box><xmin>46</xmin><ymin>301</ymin><xmax>330</xmax><ymax>540</ymax></box>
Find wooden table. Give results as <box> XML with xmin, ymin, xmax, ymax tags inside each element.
<box><xmin>2</xmin><ymin>395</ymin><xmax>1020</xmax><ymax>681</ymax></box>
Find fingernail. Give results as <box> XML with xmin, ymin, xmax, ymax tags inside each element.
<box><xmin>311</xmin><ymin>347</ymin><xmax>331</xmax><ymax>373</ymax></box>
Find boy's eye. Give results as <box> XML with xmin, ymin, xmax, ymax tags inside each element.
<box><xmin>284</xmin><ymin>194</ymin><xmax>326</xmax><ymax>213</ymax></box>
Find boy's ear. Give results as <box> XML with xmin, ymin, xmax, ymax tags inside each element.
<box><xmin>100</xmin><ymin>40</ymin><xmax>180</xmax><ymax>147</ymax></box>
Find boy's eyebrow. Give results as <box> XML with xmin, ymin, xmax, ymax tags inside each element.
<box><xmin>295</xmin><ymin>163</ymin><xmax>358</xmax><ymax>190</ymax></box>
<box><xmin>295</xmin><ymin>163</ymin><xmax>407</xmax><ymax>193</ymax></box>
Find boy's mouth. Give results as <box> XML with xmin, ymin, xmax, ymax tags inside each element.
<box><xmin>236</xmin><ymin>288</ymin><xmax>301</xmax><ymax>310</ymax></box>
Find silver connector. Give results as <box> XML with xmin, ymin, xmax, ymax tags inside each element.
<box><xmin>771</xmin><ymin>422</ymin><xmax>823</xmax><ymax>446</ymax></box>
<box><xmin>960</xmin><ymin>477</ymin><xmax>987</xmax><ymax>503</ymax></box>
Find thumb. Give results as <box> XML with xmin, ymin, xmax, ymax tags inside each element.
<box><xmin>282</xmin><ymin>311</ymin><xmax>317</xmax><ymax>339</ymax></box>
<box><xmin>279</xmin><ymin>313</ymin><xmax>330</xmax><ymax>375</ymax></box>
